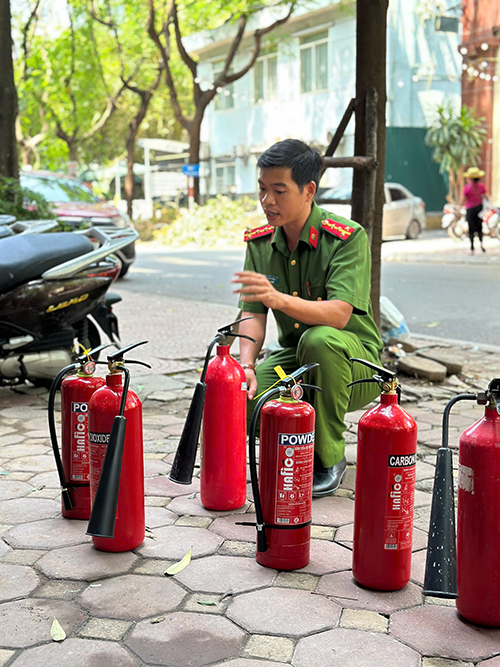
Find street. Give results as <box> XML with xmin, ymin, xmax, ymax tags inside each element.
<box><xmin>114</xmin><ymin>232</ymin><xmax>500</xmax><ymax>349</ymax></box>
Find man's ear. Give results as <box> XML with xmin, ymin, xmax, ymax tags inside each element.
<box><xmin>305</xmin><ymin>180</ymin><xmax>317</xmax><ymax>202</ymax></box>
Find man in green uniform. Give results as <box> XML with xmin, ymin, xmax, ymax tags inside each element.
<box><xmin>233</xmin><ymin>139</ymin><xmax>383</xmax><ymax>497</ymax></box>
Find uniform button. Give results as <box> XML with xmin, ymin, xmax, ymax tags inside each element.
<box><xmin>294</xmin><ymin>323</ymin><xmax>300</xmax><ymax>329</ymax></box>
<box><xmin>317</xmin><ymin>297</ymin><xmax>322</xmax><ymax>301</ymax></box>
<box><xmin>291</xmin><ymin>260</ymin><xmax>296</xmax><ymax>266</ymax></box>
<box><xmin>292</xmin><ymin>291</ymin><xmax>298</xmax><ymax>297</ymax></box>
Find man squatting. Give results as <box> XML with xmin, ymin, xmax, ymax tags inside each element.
<box><xmin>232</xmin><ymin>139</ymin><xmax>383</xmax><ymax>497</ymax></box>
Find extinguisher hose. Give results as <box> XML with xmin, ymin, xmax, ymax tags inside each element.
<box><xmin>48</xmin><ymin>363</ymin><xmax>79</xmax><ymax>511</ymax></box>
<box><xmin>248</xmin><ymin>386</ymin><xmax>281</xmax><ymax>553</ymax></box>
<box><xmin>441</xmin><ymin>393</ymin><xmax>477</xmax><ymax>449</ymax></box>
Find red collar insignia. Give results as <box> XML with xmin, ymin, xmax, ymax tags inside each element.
<box><xmin>321</xmin><ymin>219</ymin><xmax>354</xmax><ymax>240</ymax></box>
<box><xmin>244</xmin><ymin>225</ymin><xmax>274</xmax><ymax>242</ymax></box>
<box><xmin>308</xmin><ymin>226</ymin><xmax>318</xmax><ymax>249</ymax></box>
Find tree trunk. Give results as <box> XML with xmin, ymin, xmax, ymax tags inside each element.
<box><xmin>189</xmin><ymin>113</ymin><xmax>202</xmax><ymax>204</ymax></box>
<box><xmin>351</xmin><ymin>0</ymin><xmax>388</xmax><ymax>327</ymax></box>
<box><xmin>0</xmin><ymin>0</ymin><xmax>19</xmax><ymax>179</ymax></box>
<box><xmin>125</xmin><ymin>128</ymin><xmax>136</xmax><ymax>218</ymax></box>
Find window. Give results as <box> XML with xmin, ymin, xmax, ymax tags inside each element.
<box><xmin>388</xmin><ymin>187</ymin><xmax>408</xmax><ymax>202</ymax></box>
<box><xmin>254</xmin><ymin>51</ymin><xmax>278</xmax><ymax>103</ymax></box>
<box><xmin>300</xmin><ymin>30</ymin><xmax>328</xmax><ymax>93</ymax></box>
<box><xmin>215</xmin><ymin>163</ymin><xmax>236</xmax><ymax>193</ymax></box>
<box><xmin>213</xmin><ymin>62</ymin><xmax>234</xmax><ymax>111</ymax></box>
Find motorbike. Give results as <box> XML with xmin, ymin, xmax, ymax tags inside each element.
<box><xmin>0</xmin><ymin>225</ymin><xmax>138</xmax><ymax>386</ymax></box>
<box><xmin>442</xmin><ymin>203</ymin><xmax>500</xmax><ymax>241</ymax></box>
<box><xmin>0</xmin><ymin>214</ymin><xmax>59</xmax><ymax>239</ymax></box>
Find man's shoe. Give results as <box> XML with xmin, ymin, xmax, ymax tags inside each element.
<box><xmin>312</xmin><ymin>456</ymin><xmax>347</xmax><ymax>498</ymax></box>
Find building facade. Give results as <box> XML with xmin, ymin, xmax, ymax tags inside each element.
<box><xmin>189</xmin><ymin>0</ymin><xmax>462</xmax><ymax>211</ymax></box>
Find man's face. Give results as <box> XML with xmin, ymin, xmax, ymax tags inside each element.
<box><xmin>258</xmin><ymin>167</ymin><xmax>315</xmax><ymax>228</ymax></box>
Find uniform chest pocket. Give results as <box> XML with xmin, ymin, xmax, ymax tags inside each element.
<box><xmin>305</xmin><ymin>283</ymin><xmax>327</xmax><ymax>302</ymax></box>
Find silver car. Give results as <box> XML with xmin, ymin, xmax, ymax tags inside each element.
<box><xmin>318</xmin><ymin>182</ymin><xmax>426</xmax><ymax>239</ymax></box>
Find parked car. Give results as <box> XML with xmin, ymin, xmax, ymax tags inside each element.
<box><xmin>318</xmin><ymin>182</ymin><xmax>426</xmax><ymax>240</ymax></box>
<box><xmin>20</xmin><ymin>171</ymin><xmax>136</xmax><ymax>277</ymax></box>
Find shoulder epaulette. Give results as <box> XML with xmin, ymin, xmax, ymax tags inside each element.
<box><xmin>321</xmin><ymin>219</ymin><xmax>355</xmax><ymax>240</ymax></box>
<box><xmin>244</xmin><ymin>225</ymin><xmax>274</xmax><ymax>242</ymax></box>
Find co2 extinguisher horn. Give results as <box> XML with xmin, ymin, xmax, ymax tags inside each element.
<box><xmin>48</xmin><ymin>343</ymin><xmax>112</xmax><ymax>511</ymax></box>
<box><xmin>247</xmin><ymin>363</ymin><xmax>321</xmax><ymax>553</ymax></box>
<box><xmin>169</xmin><ymin>317</ymin><xmax>256</xmax><ymax>485</ymax></box>
<box><xmin>86</xmin><ymin>341</ymin><xmax>150</xmax><ymax>538</ymax></box>
<box><xmin>422</xmin><ymin>388</ymin><xmax>484</xmax><ymax>598</ymax></box>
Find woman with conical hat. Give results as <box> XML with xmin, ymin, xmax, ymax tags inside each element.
<box><xmin>460</xmin><ymin>167</ymin><xmax>489</xmax><ymax>254</ymax></box>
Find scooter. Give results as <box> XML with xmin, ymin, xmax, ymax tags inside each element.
<box><xmin>0</xmin><ymin>225</ymin><xmax>137</xmax><ymax>385</ymax></box>
<box><xmin>442</xmin><ymin>203</ymin><xmax>500</xmax><ymax>241</ymax></box>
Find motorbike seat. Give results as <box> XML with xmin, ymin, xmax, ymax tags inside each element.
<box><xmin>0</xmin><ymin>233</ymin><xmax>94</xmax><ymax>293</ymax></box>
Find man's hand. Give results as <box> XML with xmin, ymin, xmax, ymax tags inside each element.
<box><xmin>232</xmin><ymin>271</ymin><xmax>284</xmax><ymax>310</ymax></box>
<box><xmin>244</xmin><ymin>368</ymin><xmax>258</xmax><ymax>400</ymax></box>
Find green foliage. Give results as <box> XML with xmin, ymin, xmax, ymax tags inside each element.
<box><xmin>425</xmin><ymin>104</ymin><xmax>486</xmax><ymax>203</ymax></box>
<box><xmin>153</xmin><ymin>195</ymin><xmax>262</xmax><ymax>248</ymax></box>
<box><xmin>0</xmin><ymin>177</ymin><xmax>54</xmax><ymax>219</ymax></box>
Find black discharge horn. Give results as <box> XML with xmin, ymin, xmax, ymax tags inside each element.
<box><xmin>169</xmin><ymin>317</ymin><xmax>256</xmax><ymax>485</ymax></box>
<box><xmin>48</xmin><ymin>343</ymin><xmax>113</xmax><ymax>511</ymax></box>
<box><xmin>86</xmin><ymin>341</ymin><xmax>149</xmax><ymax>538</ymax></box>
<box><xmin>422</xmin><ymin>391</ymin><xmax>478</xmax><ymax>598</ymax></box>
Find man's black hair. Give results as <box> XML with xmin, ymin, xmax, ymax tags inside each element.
<box><xmin>257</xmin><ymin>139</ymin><xmax>322</xmax><ymax>191</ymax></box>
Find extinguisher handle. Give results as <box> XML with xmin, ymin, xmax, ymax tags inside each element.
<box><xmin>299</xmin><ymin>383</ymin><xmax>322</xmax><ymax>393</ymax></box>
<box><xmin>350</xmin><ymin>358</ymin><xmax>396</xmax><ymax>382</ymax></box>
<box><xmin>108</xmin><ymin>340</ymin><xmax>148</xmax><ymax>362</ymax></box>
<box><xmin>346</xmin><ymin>377</ymin><xmax>380</xmax><ymax>389</ymax></box>
<box><xmin>217</xmin><ymin>316</ymin><xmax>253</xmax><ymax>334</ymax></box>
<box><xmin>289</xmin><ymin>362</ymin><xmax>319</xmax><ymax>382</ymax></box>
<box><xmin>75</xmin><ymin>342</ymin><xmax>114</xmax><ymax>365</ymax></box>
<box><xmin>123</xmin><ymin>359</ymin><xmax>152</xmax><ymax>369</ymax></box>
<box><xmin>229</xmin><ymin>332</ymin><xmax>258</xmax><ymax>345</ymax></box>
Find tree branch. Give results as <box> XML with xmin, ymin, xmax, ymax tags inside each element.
<box><xmin>88</xmin><ymin>0</ymin><xmax>115</xmax><ymax>27</ymax></box>
<box><xmin>170</xmin><ymin>0</ymin><xmax>197</xmax><ymax>77</ymax></box>
<box><xmin>21</xmin><ymin>0</ymin><xmax>41</xmax><ymax>79</ymax></box>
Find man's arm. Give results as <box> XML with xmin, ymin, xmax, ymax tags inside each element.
<box><xmin>239</xmin><ymin>311</ymin><xmax>267</xmax><ymax>400</ymax></box>
<box><xmin>233</xmin><ymin>271</ymin><xmax>353</xmax><ymax>330</ymax></box>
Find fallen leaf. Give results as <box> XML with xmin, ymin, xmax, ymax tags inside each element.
<box><xmin>425</xmin><ymin>322</ymin><xmax>440</xmax><ymax>328</ymax></box>
<box><xmin>197</xmin><ymin>600</ymin><xmax>217</xmax><ymax>606</ymax></box>
<box><xmin>150</xmin><ymin>616</ymin><xmax>165</xmax><ymax>624</ymax></box>
<box><xmin>50</xmin><ymin>618</ymin><xmax>66</xmax><ymax>642</ymax></box>
<box><xmin>165</xmin><ymin>547</ymin><xmax>192</xmax><ymax>576</ymax></box>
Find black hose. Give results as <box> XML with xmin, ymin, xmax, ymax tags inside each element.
<box><xmin>441</xmin><ymin>394</ymin><xmax>476</xmax><ymax>448</ymax></box>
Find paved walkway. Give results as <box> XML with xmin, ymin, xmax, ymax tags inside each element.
<box><xmin>1</xmin><ymin>332</ymin><xmax>500</xmax><ymax>667</ymax></box>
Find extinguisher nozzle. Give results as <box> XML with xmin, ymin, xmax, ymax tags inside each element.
<box><xmin>169</xmin><ymin>383</ymin><xmax>206</xmax><ymax>485</ymax></box>
<box><xmin>87</xmin><ymin>415</ymin><xmax>127</xmax><ymax>538</ymax></box>
<box><xmin>256</xmin><ymin>526</ymin><xmax>267</xmax><ymax>553</ymax></box>
<box><xmin>423</xmin><ymin>447</ymin><xmax>458</xmax><ymax>598</ymax></box>
<box><xmin>61</xmin><ymin>488</ymin><xmax>74</xmax><ymax>512</ymax></box>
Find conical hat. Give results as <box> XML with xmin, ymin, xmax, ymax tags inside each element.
<box><xmin>464</xmin><ymin>167</ymin><xmax>485</xmax><ymax>179</ymax></box>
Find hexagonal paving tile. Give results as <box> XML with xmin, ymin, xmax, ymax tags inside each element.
<box><xmin>126</xmin><ymin>611</ymin><xmax>246</xmax><ymax>667</ymax></box>
<box><xmin>333</xmin><ymin>523</ymin><xmax>428</xmax><ymax>553</ymax></box>
<box><xmin>8</xmin><ymin>638</ymin><xmax>139</xmax><ymax>667</ymax></box>
<box><xmin>36</xmin><ymin>543</ymin><xmax>138</xmax><ymax>581</ymax></box>
<box><xmin>298</xmin><ymin>539</ymin><xmax>352</xmax><ymax>575</ymax></box>
<box><xmin>145</xmin><ymin>475</ymin><xmax>200</xmax><ymax>497</ymax></box>
<box><xmin>144</xmin><ymin>459</ymin><xmax>171</xmax><ymax>477</ymax></box>
<box><xmin>210</xmin><ymin>661</ymin><xmax>284</xmax><ymax>667</ymax></box>
<box><xmin>4</xmin><ymin>517</ymin><xmax>91</xmax><ymax>550</ymax></box>
<box><xmin>27</xmin><ymin>470</ymin><xmax>59</xmax><ymax>488</ymax></box>
<box><xmin>312</xmin><ymin>496</ymin><xmax>354</xmax><ymax>527</ymax></box>
<box><xmin>391</xmin><ymin>605</ymin><xmax>500</xmax><ymax>661</ymax></box>
<box><xmin>209</xmin><ymin>514</ymin><xmax>257</xmax><ymax>542</ymax></box>
<box><xmin>317</xmin><ymin>570</ymin><xmax>422</xmax><ymax>613</ymax></box>
<box><xmin>0</xmin><ymin>564</ymin><xmax>40</xmax><ymax>602</ymax></box>
<box><xmin>136</xmin><ymin>525</ymin><xmax>222</xmax><ymax>560</ymax></box>
<box><xmin>0</xmin><ymin>598</ymin><xmax>85</xmax><ymax>649</ymax></box>
<box><xmin>0</xmin><ymin>497</ymin><xmax>59</xmax><ymax>524</ymax></box>
<box><xmin>226</xmin><ymin>587</ymin><xmax>341</xmax><ymax>637</ymax></box>
<box><xmin>478</xmin><ymin>658</ymin><xmax>500</xmax><ymax>667</ymax></box>
<box><xmin>145</xmin><ymin>506</ymin><xmax>177</xmax><ymax>529</ymax></box>
<box><xmin>79</xmin><ymin>574</ymin><xmax>186</xmax><ymax>620</ymax></box>
<box><xmin>174</xmin><ymin>555</ymin><xmax>276</xmax><ymax>594</ymax></box>
<box><xmin>294</xmin><ymin>627</ymin><xmax>420</xmax><ymax>666</ymax></box>
<box><xmin>168</xmin><ymin>495</ymin><xmax>250</xmax><ymax>518</ymax></box>
<box><xmin>3</xmin><ymin>455</ymin><xmax>54</xmax><ymax>472</ymax></box>
<box><xmin>0</xmin><ymin>480</ymin><xmax>32</xmax><ymax>501</ymax></box>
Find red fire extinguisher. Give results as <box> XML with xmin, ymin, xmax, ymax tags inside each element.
<box><xmin>348</xmin><ymin>358</ymin><xmax>418</xmax><ymax>591</ymax></box>
<box><xmin>169</xmin><ymin>318</ymin><xmax>256</xmax><ymax>511</ymax></box>
<box><xmin>86</xmin><ymin>341</ymin><xmax>149</xmax><ymax>552</ymax></box>
<box><xmin>242</xmin><ymin>363</ymin><xmax>320</xmax><ymax>570</ymax></box>
<box><xmin>48</xmin><ymin>345</ymin><xmax>109</xmax><ymax>519</ymax></box>
<box><xmin>424</xmin><ymin>378</ymin><xmax>500</xmax><ymax>627</ymax></box>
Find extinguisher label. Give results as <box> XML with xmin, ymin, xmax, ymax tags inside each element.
<box><xmin>88</xmin><ymin>432</ymin><xmax>110</xmax><ymax>494</ymax></box>
<box><xmin>383</xmin><ymin>455</ymin><xmax>416</xmax><ymax>550</ymax></box>
<box><xmin>274</xmin><ymin>432</ymin><xmax>314</xmax><ymax>526</ymax></box>
<box><xmin>69</xmin><ymin>403</ymin><xmax>90</xmax><ymax>482</ymax></box>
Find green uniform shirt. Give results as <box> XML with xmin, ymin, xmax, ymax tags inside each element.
<box><xmin>238</xmin><ymin>202</ymin><xmax>383</xmax><ymax>354</ymax></box>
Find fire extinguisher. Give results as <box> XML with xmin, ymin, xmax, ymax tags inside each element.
<box><xmin>48</xmin><ymin>344</ymin><xmax>109</xmax><ymax>519</ymax></box>
<box><xmin>348</xmin><ymin>358</ymin><xmax>418</xmax><ymax>591</ymax></box>
<box><xmin>241</xmin><ymin>363</ymin><xmax>320</xmax><ymax>570</ymax></box>
<box><xmin>169</xmin><ymin>317</ymin><xmax>256</xmax><ymax>511</ymax></box>
<box><xmin>424</xmin><ymin>378</ymin><xmax>500</xmax><ymax>627</ymax></box>
<box><xmin>86</xmin><ymin>341</ymin><xmax>149</xmax><ymax>552</ymax></box>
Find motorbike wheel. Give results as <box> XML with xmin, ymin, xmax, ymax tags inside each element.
<box><xmin>447</xmin><ymin>224</ymin><xmax>464</xmax><ymax>241</ymax></box>
<box><xmin>75</xmin><ymin>318</ymin><xmax>101</xmax><ymax>359</ymax></box>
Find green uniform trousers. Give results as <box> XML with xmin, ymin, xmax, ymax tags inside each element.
<box><xmin>248</xmin><ymin>326</ymin><xmax>381</xmax><ymax>468</ymax></box>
